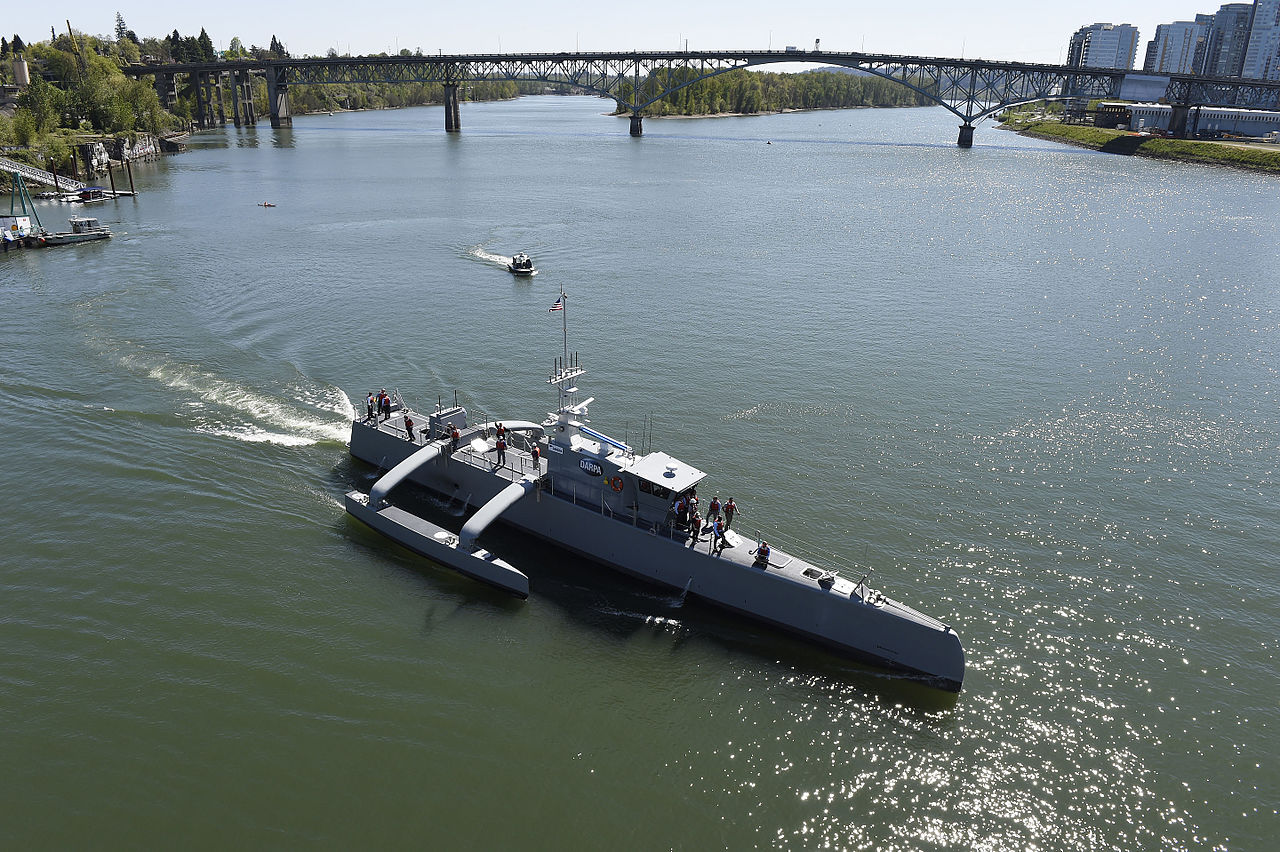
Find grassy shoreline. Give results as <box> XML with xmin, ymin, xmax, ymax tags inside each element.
<box><xmin>1009</xmin><ymin>120</ymin><xmax>1280</xmax><ymax>174</ymax></box>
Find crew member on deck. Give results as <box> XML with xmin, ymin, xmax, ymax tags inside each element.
<box><xmin>688</xmin><ymin>513</ymin><xmax>702</xmax><ymax>544</ymax></box>
<box><xmin>675</xmin><ymin>496</ymin><xmax>689</xmax><ymax>527</ymax></box>
<box><xmin>531</xmin><ymin>443</ymin><xmax>541</xmax><ymax>471</ymax></box>
<box><xmin>710</xmin><ymin>516</ymin><xmax>726</xmax><ymax>554</ymax></box>
<box><xmin>449</xmin><ymin>423</ymin><xmax>460</xmax><ymax>452</ymax></box>
<box><xmin>495</xmin><ymin>435</ymin><xmax>507</xmax><ymax>467</ymax></box>
<box><xmin>366</xmin><ymin>392</ymin><xmax>375</xmax><ymax>423</ymax></box>
<box><xmin>754</xmin><ymin>541</ymin><xmax>771</xmax><ymax>567</ymax></box>
<box><xmin>707</xmin><ymin>496</ymin><xmax>721</xmax><ymax>521</ymax></box>
<box><xmin>404</xmin><ymin>416</ymin><xmax>415</xmax><ymax>442</ymax></box>
<box><xmin>724</xmin><ymin>497</ymin><xmax>738</xmax><ymax>529</ymax></box>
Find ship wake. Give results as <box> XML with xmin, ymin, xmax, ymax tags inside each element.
<box><xmin>119</xmin><ymin>350</ymin><xmax>354</xmax><ymax>447</ymax></box>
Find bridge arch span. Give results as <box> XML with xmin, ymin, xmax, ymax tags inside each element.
<box><xmin>124</xmin><ymin>52</ymin><xmax>1280</xmax><ymax>146</ymax></box>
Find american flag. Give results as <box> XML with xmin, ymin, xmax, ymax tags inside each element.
<box><xmin>548</xmin><ymin>296</ymin><xmax>563</xmax><ymax>312</ymax></box>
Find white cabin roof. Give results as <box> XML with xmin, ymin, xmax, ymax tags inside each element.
<box><xmin>627</xmin><ymin>451</ymin><xmax>705</xmax><ymax>492</ymax></box>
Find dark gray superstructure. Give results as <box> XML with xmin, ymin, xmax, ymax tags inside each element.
<box><xmin>345</xmin><ymin>300</ymin><xmax>965</xmax><ymax>691</ymax></box>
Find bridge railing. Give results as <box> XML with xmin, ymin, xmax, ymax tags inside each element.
<box><xmin>0</xmin><ymin>157</ymin><xmax>87</xmax><ymax>192</ymax></box>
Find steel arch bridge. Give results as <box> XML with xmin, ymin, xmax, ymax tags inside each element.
<box><xmin>126</xmin><ymin>50</ymin><xmax>1280</xmax><ymax>146</ymax></box>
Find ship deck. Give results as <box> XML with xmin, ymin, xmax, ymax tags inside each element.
<box><xmin>362</xmin><ymin>410</ymin><xmax>951</xmax><ymax>633</ymax></box>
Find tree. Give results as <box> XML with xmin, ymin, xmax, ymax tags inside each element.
<box><xmin>41</xmin><ymin>135</ymin><xmax>71</xmax><ymax>172</ymax></box>
<box><xmin>11</xmin><ymin>108</ymin><xmax>35</xmax><ymax>146</ymax></box>
<box><xmin>1</xmin><ymin>38</ymin><xmax>8</xmax><ymax>57</ymax></box>
<box><xmin>197</xmin><ymin>28</ymin><xmax>214</xmax><ymax>61</ymax></box>
<box><xmin>16</xmin><ymin>76</ymin><xmax>62</xmax><ymax>133</ymax></box>
<box><xmin>269</xmin><ymin>35</ymin><xmax>288</xmax><ymax>59</ymax></box>
<box><xmin>115</xmin><ymin>36</ymin><xmax>141</xmax><ymax>65</ymax></box>
<box><xmin>115</xmin><ymin>12</ymin><xmax>128</xmax><ymax>42</ymax></box>
<box><xmin>227</xmin><ymin>37</ymin><xmax>244</xmax><ymax>58</ymax></box>
<box><xmin>13</xmin><ymin>34</ymin><xmax>25</xmax><ymax>53</ymax></box>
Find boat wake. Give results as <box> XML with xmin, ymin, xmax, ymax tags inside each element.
<box><xmin>119</xmin><ymin>351</ymin><xmax>354</xmax><ymax>446</ymax></box>
<box><xmin>466</xmin><ymin>244</ymin><xmax>513</xmax><ymax>267</ymax></box>
<box><xmin>598</xmin><ymin>604</ymin><xmax>687</xmax><ymax>635</ymax></box>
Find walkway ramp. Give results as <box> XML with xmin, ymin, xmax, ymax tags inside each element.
<box><xmin>1</xmin><ymin>157</ymin><xmax>87</xmax><ymax>191</ymax></box>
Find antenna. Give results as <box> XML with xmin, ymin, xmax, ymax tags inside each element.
<box><xmin>547</xmin><ymin>288</ymin><xmax>585</xmax><ymax>413</ymax></box>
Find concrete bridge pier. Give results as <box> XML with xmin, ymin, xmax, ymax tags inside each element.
<box><xmin>957</xmin><ymin>123</ymin><xmax>975</xmax><ymax>148</ymax></box>
<box><xmin>629</xmin><ymin>113</ymin><xmax>643</xmax><ymax>137</ymax></box>
<box><xmin>240</xmin><ymin>71</ymin><xmax>257</xmax><ymax>125</ymax></box>
<box><xmin>194</xmin><ymin>73</ymin><xmax>211</xmax><ymax>128</ymax></box>
<box><xmin>154</xmin><ymin>73</ymin><xmax>178</xmax><ymax>112</ymax></box>
<box><xmin>266</xmin><ymin>66</ymin><xmax>292</xmax><ymax>128</ymax></box>
<box><xmin>230</xmin><ymin>71</ymin><xmax>242</xmax><ymax>127</ymax></box>
<box><xmin>214</xmin><ymin>73</ymin><xmax>228</xmax><ymax>125</ymax></box>
<box><xmin>443</xmin><ymin>84</ymin><xmax>461</xmax><ymax>131</ymax></box>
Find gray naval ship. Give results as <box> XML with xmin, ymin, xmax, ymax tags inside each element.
<box><xmin>345</xmin><ymin>295</ymin><xmax>965</xmax><ymax>692</ymax></box>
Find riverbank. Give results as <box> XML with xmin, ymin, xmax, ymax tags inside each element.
<box><xmin>1009</xmin><ymin>120</ymin><xmax>1280</xmax><ymax>174</ymax></box>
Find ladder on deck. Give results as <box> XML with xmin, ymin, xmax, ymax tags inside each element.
<box><xmin>0</xmin><ymin>156</ymin><xmax>87</xmax><ymax>192</ymax></box>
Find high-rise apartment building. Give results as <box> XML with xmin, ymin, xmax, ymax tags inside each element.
<box><xmin>1067</xmin><ymin>23</ymin><xmax>1140</xmax><ymax>69</ymax></box>
<box><xmin>1143</xmin><ymin>20</ymin><xmax>1211</xmax><ymax>73</ymax></box>
<box><xmin>1203</xmin><ymin>3</ymin><xmax>1255</xmax><ymax>76</ymax></box>
<box><xmin>1242</xmin><ymin>0</ymin><xmax>1280</xmax><ymax>78</ymax></box>
<box><xmin>1198</xmin><ymin>4</ymin><xmax>1259</xmax><ymax>76</ymax></box>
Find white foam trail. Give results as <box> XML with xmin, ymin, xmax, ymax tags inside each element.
<box><xmin>120</xmin><ymin>352</ymin><xmax>354</xmax><ymax>446</ymax></box>
<box><xmin>467</xmin><ymin>244</ymin><xmax>514</xmax><ymax>266</ymax></box>
<box><xmin>194</xmin><ymin>425</ymin><xmax>317</xmax><ymax>447</ymax></box>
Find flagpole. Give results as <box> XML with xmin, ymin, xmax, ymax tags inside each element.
<box><xmin>562</xmin><ymin>286</ymin><xmax>568</xmax><ymax>371</ymax></box>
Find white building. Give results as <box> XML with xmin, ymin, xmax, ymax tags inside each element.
<box><xmin>1144</xmin><ymin>20</ymin><xmax>1210</xmax><ymax>74</ymax></box>
<box><xmin>1242</xmin><ymin>0</ymin><xmax>1280</xmax><ymax>79</ymax></box>
<box><xmin>1067</xmin><ymin>23</ymin><xmax>1140</xmax><ymax>70</ymax></box>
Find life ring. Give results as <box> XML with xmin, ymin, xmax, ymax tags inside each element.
<box><xmin>609</xmin><ymin>476</ymin><xmax>624</xmax><ymax>492</ymax></box>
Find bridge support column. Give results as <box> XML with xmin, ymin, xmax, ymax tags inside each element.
<box><xmin>266</xmin><ymin>66</ymin><xmax>292</xmax><ymax>129</ymax></box>
<box><xmin>230</xmin><ymin>71</ymin><xmax>242</xmax><ymax>127</ymax></box>
<box><xmin>629</xmin><ymin>113</ymin><xmax>643</xmax><ymax>137</ymax></box>
<box><xmin>957</xmin><ymin>123</ymin><xmax>974</xmax><ymax>148</ymax></box>
<box><xmin>214</xmin><ymin>73</ymin><xmax>228</xmax><ymax>125</ymax></box>
<box><xmin>241</xmin><ymin>72</ymin><xmax>257</xmax><ymax>125</ymax></box>
<box><xmin>443</xmin><ymin>84</ymin><xmax>460</xmax><ymax>132</ymax></box>
<box><xmin>194</xmin><ymin>73</ymin><xmax>210</xmax><ymax>129</ymax></box>
<box><xmin>154</xmin><ymin>73</ymin><xmax>178</xmax><ymax>112</ymax></box>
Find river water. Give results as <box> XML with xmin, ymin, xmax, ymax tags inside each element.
<box><xmin>3</xmin><ymin>96</ymin><xmax>1276</xmax><ymax>849</ymax></box>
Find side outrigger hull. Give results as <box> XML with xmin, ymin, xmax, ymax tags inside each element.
<box><xmin>345</xmin><ymin>491</ymin><xmax>529</xmax><ymax>599</ymax></box>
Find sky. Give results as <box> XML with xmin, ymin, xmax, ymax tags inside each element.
<box><xmin>11</xmin><ymin>2</ymin><xmax>1225</xmax><ymax>65</ymax></box>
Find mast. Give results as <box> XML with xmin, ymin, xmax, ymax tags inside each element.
<box><xmin>548</xmin><ymin>287</ymin><xmax>584</xmax><ymax>414</ymax></box>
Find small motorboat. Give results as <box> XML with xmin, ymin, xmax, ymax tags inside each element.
<box><xmin>35</xmin><ymin>216</ymin><xmax>112</xmax><ymax>246</ymax></box>
<box><xmin>258</xmin><ymin>202</ymin><xmax>276</xmax><ymax>208</ymax></box>
<box><xmin>507</xmin><ymin>252</ymin><xmax>536</xmax><ymax>276</ymax></box>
